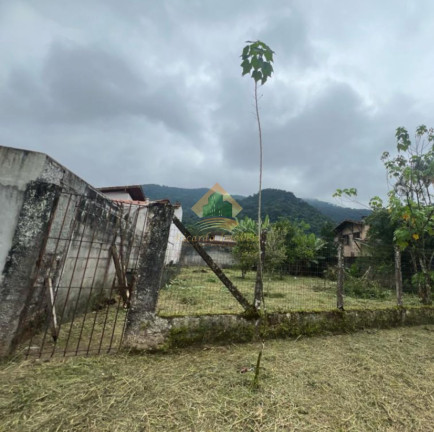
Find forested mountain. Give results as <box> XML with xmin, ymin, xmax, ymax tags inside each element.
<box><xmin>143</xmin><ymin>184</ymin><xmax>337</xmax><ymax>234</ymax></box>
<box><xmin>143</xmin><ymin>184</ymin><xmax>370</xmax><ymax>232</ymax></box>
<box><xmin>237</xmin><ymin>189</ymin><xmax>331</xmax><ymax>234</ymax></box>
<box><xmin>303</xmin><ymin>198</ymin><xmax>371</xmax><ymax>224</ymax></box>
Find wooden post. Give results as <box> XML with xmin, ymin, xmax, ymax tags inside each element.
<box><xmin>254</xmin><ymin>230</ymin><xmax>267</xmax><ymax>310</ymax></box>
<box><xmin>394</xmin><ymin>245</ymin><xmax>403</xmax><ymax>307</ymax></box>
<box><xmin>337</xmin><ymin>240</ymin><xmax>344</xmax><ymax>310</ymax></box>
<box><xmin>110</xmin><ymin>245</ymin><xmax>130</xmax><ymax>306</ymax></box>
<box><xmin>172</xmin><ymin>216</ymin><xmax>252</xmax><ymax>312</ymax></box>
<box><xmin>45</xmin><ymin>278</ymin><xmax>58</xmax><ymax>341</ymax></box>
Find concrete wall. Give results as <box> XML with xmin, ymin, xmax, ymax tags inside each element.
<box><xmin>123</xmin><ymin>306</ymin><xmax>434</xmax><ymax>352</ymax></box>
<box><xmin>0</xmin><ymin>146</ymin><xmax>173</xmax><ymax>357</ymax></box>
<box><xmin>180</xmin><ymin>241</ymin><xmax>236</xmax><ymax>268</ymax></box>
<box><xmin>164</xmin><ymin>206</ymin><xmax>183</xmax><ymax>265</ymax></box>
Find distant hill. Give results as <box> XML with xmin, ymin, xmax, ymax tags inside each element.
<box><xmin>303</xmin><ymin>198</ymin><xmax>371</xmax><ymax>224</ymax></box>
<box><xmin>142</xmin><ymin>184</ymin><xmax>371</xmax><ymax>233</ymax></box>
<box><xmin>143</xmin><ymin>184</ymin><xmax>335</xmax><ymax>234</ymax></box>
<box><xmin>142</xmin><ymin>184</ymin><xmax>209</xmax><ymax>226</ymax></box>
<box><xmin>237</xmin><ymin>189</ymin><xmax>331</xmax><ymax>234</ymax></box>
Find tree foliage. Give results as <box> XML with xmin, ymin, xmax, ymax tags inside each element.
<box><xmin>232</xmin><ymin>231</ymin><xmax>257</xmax><ymax>278</ymax></box>
<box><xmin>241</xmin><ymin>40</ymin><xmax>274</xmax><ymax>85</ymax></box>
<box><xmin>335</xmin><ymin>125</ymin><xmax>434</xmax><ymax>304</ymax></box>
<box><xmin>232</xmin><ymin>217</ymin><xmax>327</xmax><ymax>277</ymax></box>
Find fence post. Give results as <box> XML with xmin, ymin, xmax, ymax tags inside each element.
<box><xmin>336</xmin><ymin>240</ymin><xmax>344</xmax><ymax>310</ymax></box>
<box><xmin>394</xmin><ymin>245</ymin><xmax>403</xmax><ymax>307</ymax></box>
<box><xmin>0</xmin><ymin>182</ymin><xmax>61</xmax><ymax>357</ymax></box>
<box><xmin>125</xmin><ymin>202</ymin><xmax>174</xmax><ymax>334</ymax></box>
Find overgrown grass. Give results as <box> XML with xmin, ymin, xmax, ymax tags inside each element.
<box><xmin>17</xmin><ymin>304</ymin><xmax>127</xmax><ymax>360</ymax></box>
<box><xmin>1</xmin><ymin>325</ymin><xmax>433</xmax><ymax>431</ymax></box>
<box><xmin>157</xmin><ymin>266</ymin><xmax>421</xmax><ymax>316</ymax></box>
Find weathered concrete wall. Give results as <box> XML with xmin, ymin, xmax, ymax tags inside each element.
<box><xmin>0</xmin><ymin>146</ymin><xmax>173</xmax><ymax>357</ymax></box>
<box><xmin>180</xmin><ymin>241</ymin><xmax>236</xmax><ymax>268</ymax></box>
<box><xmin>0</xmin><ymin>147</ymin><xmax>83</xmax><ymax>356</ymax></box>
<box><xmin>164</xmin><ymin>206</ymin><xmax>183</xmax><ymax>265</ymax></box>
<box><xmin>122</xmin><ymin>306</ymin><xmax>434</xmax><ymax>352</ymax></box>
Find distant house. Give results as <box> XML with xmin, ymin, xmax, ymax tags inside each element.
<box><xmin>334</xmin><ymin>219</ymin><xmax>369</xmax><ymax>258</ymax></box>
<box><xmin>98</xmin><ymin>185</ymin><xmax>183</xmax><ymax>265</ymax></box>
<box><xmin>98</xmin><ymin>185</ymin><xmax>146</xmax><ymax>202</ymax></box>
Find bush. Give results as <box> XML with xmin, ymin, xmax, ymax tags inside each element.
<box><xmin>344</xmin><ymin>277</ymin><xmax>391</xmax><ymax>300</ymax></box>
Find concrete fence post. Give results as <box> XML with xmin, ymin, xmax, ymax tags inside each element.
<box><xmin>123</xmin><ymin>202</ymin><xmax>174</xmax><ymax>347</ymax></box>
<box><xmin>0</xmin><ymin>181</ymin><xmax>61</xmax><ymax>357</ymax></box>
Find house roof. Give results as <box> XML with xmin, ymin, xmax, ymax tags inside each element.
<box><xmin>334</xmin><ymin>219</ymin><xmax>366</xmax><ymax>233</ymax></box>
<box><xmin>98</xmin><ymin>185</ymin><xmax>146</xmax><ymax>201</ymax></box>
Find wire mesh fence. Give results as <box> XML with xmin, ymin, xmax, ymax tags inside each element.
<box><xmin>157</xmin><ymin>241</ymin><xmax>429</xmax><ymax>316</ymax></box>
<box><xmin>19</xmin><ymin>192</ymin><xmax>149</xmax><ymax>360</ymax></box>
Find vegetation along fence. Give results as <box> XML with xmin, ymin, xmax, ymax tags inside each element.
<box><xmin>158</xmin><ymin>232</ymin><xmax>432</xmax><ymax>317</ymax></box>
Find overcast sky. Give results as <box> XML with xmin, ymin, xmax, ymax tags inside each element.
<box><xmin>1</xmin><ymin>0</ymin><xmax>433</xmax><ymax>205</ymax></box>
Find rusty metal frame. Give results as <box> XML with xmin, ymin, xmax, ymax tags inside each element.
<box><xmin>23</xmin><ymin>192</ymin><xmax>150</xmax><ymax>359</ymax></box>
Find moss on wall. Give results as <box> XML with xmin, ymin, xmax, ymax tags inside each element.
<box><xmin>126</xmin><ymin>306</ymin><xmax>434</xmax><ymax>352</ymax></box>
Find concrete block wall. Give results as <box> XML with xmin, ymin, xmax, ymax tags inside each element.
<box><xmin>0</xmin><ymin>146</ymin><xmax>173</xmax><ymax>356</ymax></box>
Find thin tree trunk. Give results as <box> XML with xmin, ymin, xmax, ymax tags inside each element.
<box><xmin>418</xmin><ymin>256</ymin><xmax>432</xmax><ymax>305</ymax></box>
<box><xmin>254</xmin><ymin>80</ymin><xmax>264</xmax><ymax>310</ymax></box>
<box><xmin>394</xmin><ymin>245</ymin><xmax>403</xmax><ymax>307</ymax></box>
<box><xmin>254</xmin><ymin>230</ymin><xmax>267</xmax><ymax>309</ymax></box>
<box><xmin>337</xmin><ymin>241</ymin><xmax>344</xmax><ymax>310</ymax></box>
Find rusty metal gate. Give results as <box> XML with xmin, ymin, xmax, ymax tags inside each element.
<box><xmin>21</xmin><ymin>191</ymin><xmax>149</xmax><ymax>359</ymax></box>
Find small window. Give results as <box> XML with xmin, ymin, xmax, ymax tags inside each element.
<box><xmin>353</xmin><ymin>232</ymin><xmax>361</xmax><ymax>240</ymax></box>
<box><xmin>343</xmin><ymin>235</ymin><xmax>350</xmax><ymax>245</ymax></box>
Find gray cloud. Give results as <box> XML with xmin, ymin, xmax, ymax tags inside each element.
<box><xmin>1</xmin><ymin>0</ymin><xmax>433</xmax><ymax>207</ymax></box>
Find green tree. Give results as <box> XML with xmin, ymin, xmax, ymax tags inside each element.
<box><xmin>385</xmin><ymin>126</ymin><xmax>434</xmax><ymax>303</ymax></box>
<box><xmin>335</xmin><ymin>125</ymin><xmax>434</xmax><ymax>304</ymax></box>
<box><xmin>233</xmin><ymin>215</ymin><xmax>270</xmax><ymax>235</ymax></box>
<box><xmin>232</xmin><ymin>232</ymin><xmax>257</xmax><ymax>278</ymax></box>
<box><xmin>319</xmin><ymin>221</ymin><xmax>338</xmax><ymax>261</ymax></box>
<box><xmin>264</xmin><ymin>225</ymin><xmax>287</xmax><ymax>274</ymax></box>
<box><xmin>241</xmin><ymin>40</ymin><xmax>274</xmax><ymax>309</ymax></box>
<box><xmin>272</xmin><ymin>219</ymin><xmax>326</xmax><ymax>275</ymax></box>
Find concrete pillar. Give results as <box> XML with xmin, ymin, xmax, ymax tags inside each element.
<box><xmin>124</xmin><ymin>202</ymin><xmax>174</xmax><ymax>346</ymax></box>
<box><xmin>0</xmin><ymin>181</ymin><xmax>60</xmax><ymax>356</ymax></box>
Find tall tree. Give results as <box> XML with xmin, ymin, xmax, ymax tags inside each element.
<box><xmin>240</xmin><ymin>40</ymin><xmax>274</xmax><ymax>310</ymax></box>
<box><xmin>385</xmin><ymin>126</ymin><xmax>434</xmax><ymax>303</ymax></box>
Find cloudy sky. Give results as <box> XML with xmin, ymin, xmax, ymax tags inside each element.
<box><xmin>1</xmin><ymin>0</ymin><xmax>433</xmax><ymax>205</ymax></box>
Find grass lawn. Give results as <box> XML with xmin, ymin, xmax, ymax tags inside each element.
<box><xmin>1</xmin><ymin>325</ymin><xmax>433</xmax><ymax>431</ymax></box>
<box><xmin>157</xmin><ymin>266</ymin><xmax>421</xmax><ymax>316</ymax></box>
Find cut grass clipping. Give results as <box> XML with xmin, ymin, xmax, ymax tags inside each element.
<box><xmin>1</xmin><ymin>325</ymin><xmax>433</xmax><ymax>431</ymax></box>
